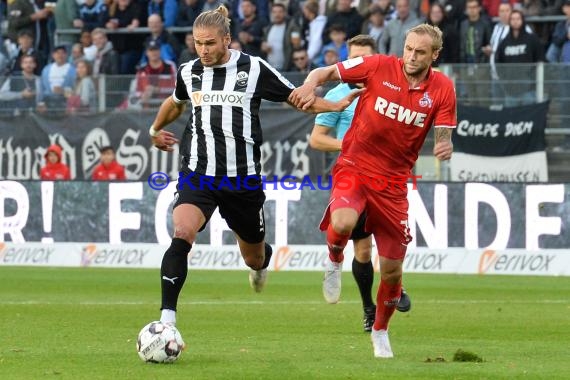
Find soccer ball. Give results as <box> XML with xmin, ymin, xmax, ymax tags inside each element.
<box><xmin>136</xmin><ymin>321</ymin><xmax>185</xmax><ymax>363</ymax></box>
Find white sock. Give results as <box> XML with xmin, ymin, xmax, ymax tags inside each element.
<box><xmin>160</xmin><ymin>309</ymin><xmax>176</xmax><ymax>325</ymax></box>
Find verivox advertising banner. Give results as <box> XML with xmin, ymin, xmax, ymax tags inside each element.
<box><xmin>1</xmin><ymin>242</ymin><xmax>569</xmax><ymax>276</ymax></box>
<box><xmin>451</xmin><ymin>102</ymin><xmax>549</xmax><ymax>182</ymax></box>
<box><xmin>0</xmin><ymin>107</ymin><xmax>323</xmax><ymax>180</ymax></box>
<box><xmin>1</xmin><ymin>181</ymin><xmax>568</xmax><ymax>251</ymax></box>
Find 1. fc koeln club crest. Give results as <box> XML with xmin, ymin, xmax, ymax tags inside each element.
<box><xmin>419</xmin><ymin>92</ymin><xmax>433</xmax><ymax>108</ymax></box>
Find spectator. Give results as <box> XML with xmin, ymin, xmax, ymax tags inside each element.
<box><xmin>496</xmin><ymin>10</ymin><xmax>544</xmax><ymax>106</ymax></box>
<box><xmin>79</xmin><ymin>28</ymin><xmax>98</xmax><ymax>62</ymax></box>
<box><xmin>92</xmin><ymin>146</ymin><xmax>126</xmax><ymax>180</ymax></box>
<box><xmin>0</xmin><ymin>54</ymin><xmax>42</xmax><ymax>115</ymax></box>
<box><xmin>361</xmin><ymin>6</ymin><xmax>386</xmax><ymax>49</ymax></box>
<box><xmin>317</xmin><ymin>24</ymin><xmax>348</xmax><ymax>66</ymax></box>
<box><xmin>323</xmin><ymin>0</ymin><xmax>364</xmax><ymax>42</ymax></box>
<box><xmin>441</xmin><ymin>0</ymin><xmax>468</xmax><ymax>30</ymax></box>
<box><xmin>426</xmin><ymin>2</ymin><xmax>459</xmax><ymax>65</ymax></box>
<box><xmin>231</xmin><ymin>0</ymin><xmax>270</xmax><ymax>24</ymax></box>
<box><xmin>378</xmin><ymin>0</ymin><xmax>422</xmax><ymax>56</ymax></box>
<box><xmin>546</xmin><ymin>0</ymin><xmax>570</xmax><ymax>63</ymax></box>
<box><xmin>289</xmin><ymin>47</ymin><xmax>318</xmax><ymax>72</ymax></box>
<box><xmin>141</xmin><ymin>14</ymin><xmax>180</xmax><ymax>65</ymax></box>
<box><xmin>9</xmin><ymin>30</ymin><xmax>43</xmax><ymax>75</ymax></box>
<box><xmin>53</xmin><ymin>0</ymin><xmax>79</xmax><ymax>48</ymax></box>
<box><xmin>177</xmin><ymin>32</ymin><xmax>199</xmax><ymax>66</ymax></box>
<box><xmin>76</xmin><ymin>0</ymin><xmax>109</xmax><ymax>30</ymax></box>
<box><xmin>38</xmin><ymin>45</ymin><xmax>76</xmax><ymax>111</ymax></box>
<box><xmin>147</xmin><ymin>0</ymin><xmax>178</xmax><ymax>27</ymax></box>
<box><xmin>70</xmin><ymin>43</ymin><xmax>85</xmax><ymax>66</ymax></box>
<box><xmin>459</xmin><ymin>0</ymin><xmax>492</xmax><ymax>104</ymax></box>
<box><xmin>106</xmin><ymin>0</ymin><xmax>143</xmax><ymax>74</ymax></box>
<box><xmin>322</xmin><ymin>45</ymin><xmax>340</xmax><ymax>65</ymax></box>
<box><xmin>373</xmin><ymin>0</ymin><xmax>397</xmax><ymax>21</ymax></box>
<box><xmin>66</xmin><ymin>59</ymin><xmax>97</xmax><ymax>113</ymax></box>
<box><xmin>261</xmin><ymin>2</ymin><xmax>301</xmax><ymax>71</ymax></box>
<box><xmin>302</xmin><ymin>0</ymin><xmax>327</xmax><ymax>62</ymax></box>
<box><xmin>127</xmin><ymin>40</ymin><xmax>177</xmax><ymax>110</ymax></box>
<box><xmin>7</xmin><ymin>0</ymin><xmax>53</xmax><ymax>57</ymax></box>
<box><xmin>40</xmin><ymin>144</ymin><xmax>71</xmax><ymax>180</ymax></box>
<box><xmin>91</xmin><ymin>28</ymin><xmax>120</xmax><ymax>77</ymax></box>
<box><xmin>177</xmin><ymin>0</ymin><xmax>204</xmax><ymax>27</ymax></box>
<box><xmin>235</xmin><ymin>0</ymin><xmax>267</xmax><ymax>57</ymax></box>
<box><xmin>459</xmin><ymin>0</ymin><xmax>492</xmax><ymax>63</ymax></box>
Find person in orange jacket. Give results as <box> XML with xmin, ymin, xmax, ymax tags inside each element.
<box><xmin>91</xmin><ymin>146</ymin><xmax>126</xmax><ymax>180</ymax></box>
<box><xmin>40</xmin><ymin>144</ymin><xmax>71</xmax><ymax>180</ymax></box>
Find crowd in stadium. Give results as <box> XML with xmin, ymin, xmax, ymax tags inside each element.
<box><xmin>0</xmin><ymin>0</ymin><xmax>568</xmax><ymax>113</ymax></box>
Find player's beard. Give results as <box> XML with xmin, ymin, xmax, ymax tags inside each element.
<box><xmin>404</xmin><ymin>62</ymin><xmax>428</xmax><ymax>78</ymax></box>
<box><xmin>200</xmin><ymin>50</ymin><xmax>228</xmax><ymax>67</ymax></box>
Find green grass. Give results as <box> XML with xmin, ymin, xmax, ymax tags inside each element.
<box><xmin>0</xmin><ymin>267</ymin><xmax>569</xmax><ymax>379</ymax></box>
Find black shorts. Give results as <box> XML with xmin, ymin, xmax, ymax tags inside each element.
<box><xmin>350</xmin><ymin>212</ymin><xmax>372</xmax><ymax>240</ymax></box>
<box><xmin>173</xmin><ymin>171</ymin><xmax>266</xmax><ymax>244</ymax></box>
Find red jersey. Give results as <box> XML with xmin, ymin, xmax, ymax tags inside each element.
<box><xmin>336</xmin><ymin>55</ymin><xmax>456</xmax><ymax>177</ymax></box>
<box><xmin>40</xmin><ymin>144</ymin><xmax>71</xmax><ymax>180</ymax></box>
<box><xmin>40</xmin><ymin>163</ymin><xmax>71</xmax><ymax>180</ymax></box>
<box><xmin>92</xmin><ymin>161</ymin><xmax>126</xmax><ymax>181</ymax></box>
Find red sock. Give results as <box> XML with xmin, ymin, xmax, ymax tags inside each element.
<box><xmin>326</xmin><ymin>224</ymin><xmax>349</xmax><ymax>263</ymax></box>
<box><xmin>373</xmin><ymin>280</ymin><xmax>402</xmax><ymax>331</ymax></box>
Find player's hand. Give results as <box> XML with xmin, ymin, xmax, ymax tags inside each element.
<box><xmin>433</xmin><ymin>140</ymin><xmax>453</xmax><ymax>161</ymax></box>
<box><xmin>335</xmin><ymin>88</ymin><xmax>364</xmax><ymax>111</ymax></box>
<box><xmin>152</xmin><ymin>130</ymin><xmax>179</xmax><ymax>152</ymax></box>
<box><xmin>289</xmin><ymin>83</ymin><xmax>316</xmax><ymax>110</ymax></box>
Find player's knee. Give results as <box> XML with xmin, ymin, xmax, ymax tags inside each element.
<box><xmin>173</xmin><ymin>227</ymin><xmax>197</xmax><ymax>245</ymax></box>
<box><xmin>354</xmin><ymin>247</ymin><xmax>372</xmax><ymax>262</ymax></box>
<box><xmin>380</xmin><ymin>266</ymin><xmax>403</xmax><ymax>284</ymax></box>
<box><xmin>330</xmin><ymin>219</ymin><xmax>356</xmax><ymax>235</ymax></box>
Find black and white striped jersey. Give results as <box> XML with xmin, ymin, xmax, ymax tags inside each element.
<box><xmin>172</xmin><ymin>49</ymin><xmax>295</xmax><ymax>177</ymax></box>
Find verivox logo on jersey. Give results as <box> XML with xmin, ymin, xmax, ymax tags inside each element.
<box><xmin>191</xmin><ymin>91</ymin><xmax>246</xmax><ymax>107</ymax></box>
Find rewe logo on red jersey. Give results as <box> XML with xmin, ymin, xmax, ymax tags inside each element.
<box><xmin>374</xmin><ymin>96</ymin><xmax>427</xmax><ymax>128</ymax></box>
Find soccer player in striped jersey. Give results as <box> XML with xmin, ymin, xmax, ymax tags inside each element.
<box><xmin>147</xmin><ymin>6</ymin><xmax>360</xmax><ymax>329</ymax></box>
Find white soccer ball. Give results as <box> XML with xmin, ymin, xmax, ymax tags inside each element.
<box><xmin>136</xmin><ymin>321</ymin><xmax>185</xmax><ymax>363</ymax></box>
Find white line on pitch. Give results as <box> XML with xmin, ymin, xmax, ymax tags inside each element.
<box><xmin>0</xmin><ymin>299</ymin><xmax>567</xmax><ymax>306</ymax></box>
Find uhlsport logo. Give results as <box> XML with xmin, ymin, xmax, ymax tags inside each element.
<box><xmin>81</xmin><ymin>244</ymin><xmax>98</xmax><ymax>266</ymax></box>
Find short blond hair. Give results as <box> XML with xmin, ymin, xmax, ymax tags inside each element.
<box><xmin>406</xmin><ymin>24</ymin><xmax>443</xmax><ymax>53</ymax></box>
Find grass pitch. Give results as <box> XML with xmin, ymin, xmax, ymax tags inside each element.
<box><xmin>0</xmin><ymin>267</ymin><xmax>569</xmax><ymax>380</ymax></box>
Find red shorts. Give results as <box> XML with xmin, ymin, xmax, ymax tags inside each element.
<box><xmin>319</xmin><ymin>166</ymin><xmax>412</xmax><ymax>260</ymax></box>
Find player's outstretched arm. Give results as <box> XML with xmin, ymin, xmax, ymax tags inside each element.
<box><xmin>433</xmin><ymin>127</ymin><xmax>453</xmax><ymax>161</ymax></box>
<box><xmin>149</xmin><ymin>96</ymin><xmax>184</xmax><ymax>152</ymax></box>
<box><xmin>289</xmin><ymin>65</ymin><xmax>341</xmax><ymax>110</ymax></box>
<box><xmin>292</xmin><ymin>88</ymin><xmax>363</xmax><ymax>114</ymax></box>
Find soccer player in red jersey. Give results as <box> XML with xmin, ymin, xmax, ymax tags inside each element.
<box><xmin>289</xmin><ymin>24</ymin><xmax>455</xmax><ymax>358</ymax></box>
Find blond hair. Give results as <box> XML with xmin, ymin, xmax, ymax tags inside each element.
<box><xmin>406</xmin><ymin>24</ymin><xmax>443</xmax><ymax>53</ymax></box>
<box><xmin>194</xmin><ymin>5</ymin><xmax>231</xmax><ymax>36</ymax></box>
